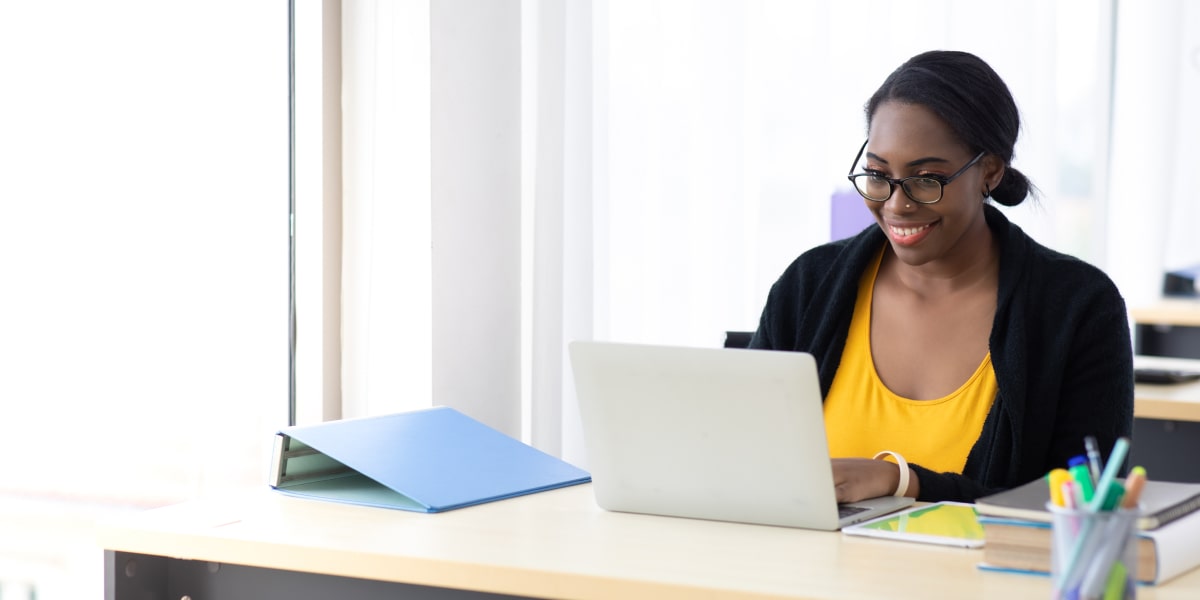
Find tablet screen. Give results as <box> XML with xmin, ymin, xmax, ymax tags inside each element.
<box><xmin>842</xmin><ymin>501</ymin><xmax>984</xmax><ymax>548</ymax></box>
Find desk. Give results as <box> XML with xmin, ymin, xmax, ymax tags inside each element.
<box><xmin>1134</xmin><ymin>355</ymin><xmax>1200</xmax><ymax>422</ymax></box>
<box><xmin>1131</xmin><ymin>303</ymin><xmax>1200</xmax><ymax>482</ymax></box>
<box><xmin>1131</xmin><ymin>355</ymin><xmax>1200</xmax><ymax>483</ymax></box>
<box><xmin>97</xmin><ymin>484</ymin><xmax>1200</xmax><ymax>600</ymax></box>
<box><xmin>1132</xmin><ymin>300</ymin><xmax>1200</xmax><ymax>359</ymax></box>
<box><xmin>1131</xmin><ymin>300</ymin><xmax>1200</xmax><ymax>328</ymax></box>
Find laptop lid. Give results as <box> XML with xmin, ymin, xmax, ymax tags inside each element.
<box><xmin>568</xmin><ymin>341</ymin><xmax>913</xmax><ymax>530</ymax></box>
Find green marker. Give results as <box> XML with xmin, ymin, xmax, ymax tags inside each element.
<box><xmin>1068</xmin><ymin>455</ymin><xmax>1095</xmax><ymax>503</ymax></box>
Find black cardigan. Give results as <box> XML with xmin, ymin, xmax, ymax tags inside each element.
<box><xmin>749</xmin><ymin>205</ymin><xmax>1133</xmax><ymax>502</ymax></box>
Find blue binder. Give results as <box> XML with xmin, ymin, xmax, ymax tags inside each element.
<box><xmin>268</xmin><ymin>406</ymin><xmax>590</xmax><ymax>512</ymax></box>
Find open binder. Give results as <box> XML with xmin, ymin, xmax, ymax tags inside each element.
<box><xmin>268</xmin><ymin>406</ymin><xmax>590</xmax><ymax>512</ymax></box>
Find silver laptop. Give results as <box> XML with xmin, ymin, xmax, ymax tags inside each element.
<box><xmin>568</xmin><ymin>340</ymin><xmax>914</xmax><ymax>530</ymax></box>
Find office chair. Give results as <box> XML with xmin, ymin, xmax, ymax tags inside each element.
<box><xmin>724</xmin><ymin>331</ymin><xmax>754</xmax><ymax>349</ymax></box>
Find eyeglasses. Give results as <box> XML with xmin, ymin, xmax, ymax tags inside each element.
<box><xmin>846</xmin><ymin>140</ymin><xmax>985</xmax><ymax>204</ymax></box>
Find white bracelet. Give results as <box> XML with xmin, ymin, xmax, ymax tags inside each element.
<box><xmin>873</xmin><ymin>450</ymin><xmax>911</xmax><ymax>497</ymax></box>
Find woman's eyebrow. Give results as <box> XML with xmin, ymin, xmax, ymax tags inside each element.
<box><xmin>865</xmin><ymin>152</ymin><xmax>951</xmax><ymax>168</ymax></box>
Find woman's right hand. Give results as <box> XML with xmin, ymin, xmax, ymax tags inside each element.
<box><xmin>831</xmin><ymin>457</ymin><xmax>916</xmax><ymax>502</ymax></box>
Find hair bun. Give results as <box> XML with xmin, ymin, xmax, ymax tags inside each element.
<box><xmin>991</xmin><ymin>166</ymin><xmax>1035</xmax><ymax>207</ymax></box>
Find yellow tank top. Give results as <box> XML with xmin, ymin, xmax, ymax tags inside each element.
<box><xmin>823</xmin><ymin>248</ymin><xmax>997</xmax><ymax>474</ymax></box>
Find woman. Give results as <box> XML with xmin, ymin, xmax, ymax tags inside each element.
<box><xmin>748</xmin><ymin>50</ymin><xmax>1133</xmax><ymax>503</ymax></box>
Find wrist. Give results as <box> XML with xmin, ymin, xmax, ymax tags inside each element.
<box><xmin>872</xmin><ymin>450</ymin><xmax>911</xmax><ymax>497</ymax></box>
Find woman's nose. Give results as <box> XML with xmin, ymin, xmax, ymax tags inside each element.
<box><xmin>885</xmin><ymin>184</ymin><xmax>915</xmax><ymax>212</ymax></box>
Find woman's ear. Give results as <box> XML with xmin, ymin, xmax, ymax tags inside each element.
<box><xmin>982</xmin><ymin>154</ymin><xmax>1005</xmax><ymax>195</ymax></box>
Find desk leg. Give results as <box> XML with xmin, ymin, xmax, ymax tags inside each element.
<box><xmin>106</xmin><ymin>550</ymin><xmax>167</xmax><ymax>599</ymax></box>
<box><xmin>104</xmin><ymin>550</ymin><xmax>529</xmax><ymax>600</ymax></box>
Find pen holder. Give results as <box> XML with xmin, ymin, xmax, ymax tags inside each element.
<box><xmin>1048</xmin><ymin>504</ymin><xmax>1139</xmax><ymax>600</ymax></box>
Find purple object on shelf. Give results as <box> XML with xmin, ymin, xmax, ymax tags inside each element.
<box><xmin>831</xmin><ymin>188</ymin><xmax>875</xmax><ymax>241</ymax></box>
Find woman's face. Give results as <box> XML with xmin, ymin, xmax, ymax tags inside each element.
<box><xmin>859</xmin><ymin>101</ymin><xmax>1001</xmax><ymax>268</ymax></box>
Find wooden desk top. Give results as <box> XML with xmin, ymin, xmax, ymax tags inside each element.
<box><xmin>1131</xmin><ymin>300</ymin><xmax>1200</xmax><ymax>327</ymax></box>
<box><xmin>1135</xmin><ymin>356</ymin><xmax>1200</xmax><ymax>422</ymax></box>
<box><xmin>97</xmin><ymin>484</ymin><xmax>1200</xmax><ymax>599</ymax></box>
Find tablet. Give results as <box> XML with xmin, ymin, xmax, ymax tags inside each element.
<box><xmin>841</xmin><ymin>501</ymin><xmax>985</xmax><ymax>548</ymax></box>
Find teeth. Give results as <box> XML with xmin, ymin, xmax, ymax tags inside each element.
<box><xmin>890</xmin><ymin>224</ymin><xmax>931</xmax><ymax>237</ymax></box>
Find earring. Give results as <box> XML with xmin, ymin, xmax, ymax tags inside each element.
<box><xmin>982</xmin><ymin>184</ymin><xmax>991</xmax><ymax>199</ymax></box>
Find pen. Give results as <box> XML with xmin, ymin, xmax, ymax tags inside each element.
<box><xmin>1099</xmin><ymin>481</ymin><xmax>1126</xmax><ymax>512</ymax></box>
<box><xmin>1061</xmin><ymin>480</ymin><xmax>1078</xmax><ymax>510</ymax></box>
<box><xmin>1103</xmin><ymin>560</ymin><xmax>1131</xmax><ymax>600</ymax></box>
<box><xmin>1087</xmin><ymin>437</ymin><xmax>1129</xmax><ymax>513</ymax></box>
<box><xmin>1057</xmin><ymin>437</ymin><xmax>1132</xmax><ymax>593</ymax></box>
<box><xmin>1079</xmin><ymin>510</ymin><xmax>1137</xmax><ymax>598</ymax></box>
<box><xmin>1084</xmin><ymin>435</ymin><xmax>1103</xmax><ymax>484</ymax></box>
<box><xmin>1079</xmin><ymin>526</ymin><xmax>1132</xmax><ymax>599</ymax></box>
<box><xmin>1121</xmin><ymin>466</ymin><xmax>1147</xmax><ymax>510</ymax></box>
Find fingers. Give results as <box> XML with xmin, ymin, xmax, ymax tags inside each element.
<box><xmin>831</xmin><ymin>458</ymin><xmax>898</xmax><ymax>503</ymax></box>
<box><xmin>834</xmin><ymin>481</ymin><xmax>853</xmax><ymax>504</ymax></box>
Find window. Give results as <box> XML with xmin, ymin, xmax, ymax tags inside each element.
<box><xmin>0</xmin><ymin>2</ymin><xmax>286</xmax><ymax>595</ymax></box>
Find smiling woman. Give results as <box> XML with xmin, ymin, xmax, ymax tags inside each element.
<box><xmin>855</xmin><ymin>100</ymin><xmax>999</xmax><ymax>267</ymax></box>
<box><xmin>749</xmin><ymin>50</ymin><xmax>1134</xmax><ymax>506</ymax></box>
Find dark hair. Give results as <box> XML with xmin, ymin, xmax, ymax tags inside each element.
<box><xmin>865</xmin><ymin>50</ymin><xmax>1034</xmax><ymax>207</ymax></box>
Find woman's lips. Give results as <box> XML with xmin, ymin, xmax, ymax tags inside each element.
<box><xmin>888</xmin><ymin>221</ymin><xmax>936</xmax><ymax>246</ymax></box>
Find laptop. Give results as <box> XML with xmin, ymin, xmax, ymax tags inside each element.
<box><xmin>567</xmin><ymin>340</ymin><xmax>914</xmax><ymax>530</ymax></box>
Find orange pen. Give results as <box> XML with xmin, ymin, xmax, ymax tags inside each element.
<box><xmin>1121</xmin><ymin>466</ymin><xmax>1147</xmax><ymax>509</ymax></box>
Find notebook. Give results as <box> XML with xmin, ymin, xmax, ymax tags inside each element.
<box><xmin>975</xmin><ymin>475</ymin><xmax>1200</xmax><ymax>530</ymax></box>
<box><xmin>568</xmin><ymin>341</ymin><xmax>914</xmax><ymax>530</ymax></box>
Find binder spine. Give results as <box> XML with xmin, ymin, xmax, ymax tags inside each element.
<box><xmin>269</xmin><ymin>433</ymin><xmax>356</xmax><ymax>488</ymax></box>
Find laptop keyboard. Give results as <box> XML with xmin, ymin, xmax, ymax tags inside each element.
<box><xmin>837</xmin><ymin>504</ymin><xmax>868</xmax><ymax>519</ymax></box>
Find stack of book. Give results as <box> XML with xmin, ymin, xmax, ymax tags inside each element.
<box><xmin>976</xmin><ymin>477</ymin><xmax>1200</xmax><ymax>584</ymax></box>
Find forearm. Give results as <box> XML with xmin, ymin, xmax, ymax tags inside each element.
<box><xmin>909</xmin><ymin>464</ymin><xmax>1004</xmax><ymax>503</ymax></box>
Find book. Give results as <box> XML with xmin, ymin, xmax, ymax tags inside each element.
<box><xmin>978</xmin><ymin>508</ymin><xmax>1200</xmax><ymax>584</ymax></box>
<box><xmin>268</xmin><ymin>406</ymin><xmax>591</xmax><ymax>512</ymax></box>
<box><xmin>975</xmin><ymin>476</ymin><xmax>1200</xmax><ymax>530</ymax></box>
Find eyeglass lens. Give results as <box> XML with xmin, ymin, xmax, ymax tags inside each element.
<box><xmin>853</xmin><ymin>175</ymin><xmax>943</xmax><ymax>203</ymax></box>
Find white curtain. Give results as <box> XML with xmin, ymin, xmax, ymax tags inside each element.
<box><xmin>336</xmin><ymin>0</ymin><xmax>525</xmax><ymax>437</ymax></box>
<box><xmin>1107</xmin><ymin>0</ymin><xmax>1200</xmax><ymax>309</ymax></box>
<box><xmin>339</xmin><ymin>0</ymin><xmax>433</xmax><ymax>419</ymax></box>
<box><xmin>332</xmin><ymin>0</ymin><xmax>1189</xmax><ymax>468</ymax></box>
<box><xmin>588</xmin><ymin>0</ymin><xmax>1116</xmax><ymax>347</ymax></box>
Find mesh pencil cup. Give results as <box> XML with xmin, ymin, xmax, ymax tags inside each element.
<box><xmin>1047</xmin><ymin>503</ymin><xmax>1139</xmax><ymax>600</ymax></box>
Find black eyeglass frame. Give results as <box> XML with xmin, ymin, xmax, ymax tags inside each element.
<box><xmin>845</xmin><ymin>139</ymin><xmax>986</xmax><ymax>205</ymax></box>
